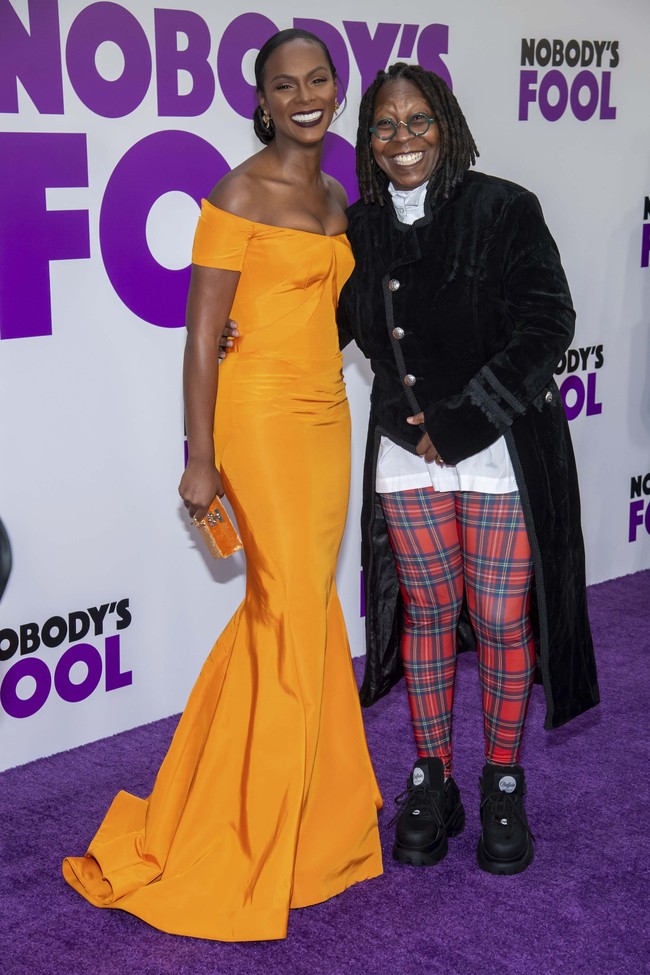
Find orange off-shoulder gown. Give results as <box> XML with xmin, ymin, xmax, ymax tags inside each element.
<box><xmin>62</xmin><ymin>201</ymin><xmax>383</xmax><ymax>942</ymax></box>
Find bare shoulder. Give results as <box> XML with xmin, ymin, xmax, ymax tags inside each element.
<box><xmin>207</xmin><ymin>152</ymin><xmax>269</xmax><ymax>219</ymax></box>
<box><xmin>323</xmin><ymin>172</ymin><xmax>349</xmax><ymax>211</ymax></box>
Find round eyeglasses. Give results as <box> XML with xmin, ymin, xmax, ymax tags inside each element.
<box><xmin>369</xmin><ymin>113</ymin><xmax>436</xmax><ymax>142</ymax></box>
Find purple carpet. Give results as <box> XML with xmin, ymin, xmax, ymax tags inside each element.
<box><xmin>1</xmin><ymin>570</ymin><xmax>648</xmax><ymax>975</ymax></box>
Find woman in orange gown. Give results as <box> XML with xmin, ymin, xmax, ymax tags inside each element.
<box><xmin>62</xmin><ymin>29</ymin><xmax>382</xmax><ymax>941</ymax></box>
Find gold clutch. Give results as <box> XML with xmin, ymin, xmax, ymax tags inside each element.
<box><xmin>193</xmin><ymin>495</ymin><xmax>243</xmax><ymax>559</ymax></box>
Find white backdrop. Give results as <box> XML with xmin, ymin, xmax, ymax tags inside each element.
<box><xmin>1</xmin><ymin>0</ymin><xmax>649</xmax><ymax>770</ymax></box>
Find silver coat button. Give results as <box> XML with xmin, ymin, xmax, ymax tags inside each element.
<box><xmin>404</xmin><ymin>374</ymin><xmax>416</xmax><ymax>387</ymax></box>
<box><xmin>545</xmin><ymin>390</ymin><xmax>553</xmax><ymax>403</ymax></box>
<box><xmin>388</xmin><ymin>278</ymin><xmax>400</xmax><ymax>292</ymax></box>
<box><xmin>392</xmin><ymin>327</ymin><xmax>405</xmax><ymax>340</ymax></box>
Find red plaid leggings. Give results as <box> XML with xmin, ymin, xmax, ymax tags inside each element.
<box><xmin>379</xmin><ymin>488</ymin><xmax>535</xmax><ymax>774</ymax></box>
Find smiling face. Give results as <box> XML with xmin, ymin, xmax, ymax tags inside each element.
<box><xmin>258</xmin><ymin>38</ymin><xmax>337</xmax><ymax>145</ymax></box>
<box><xmin>370</xmin><ymin>78</ymin><xmax>441</xmax><ymax>191</ymax></box>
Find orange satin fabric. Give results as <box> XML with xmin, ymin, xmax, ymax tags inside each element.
<box><xmin>62</xmin><ymin>202</ymin><xmax>383</xmax><ymax>942</ymax></box>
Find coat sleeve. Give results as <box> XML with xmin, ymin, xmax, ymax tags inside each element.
<box><xmin>336</xmin><ymin>217</ymin><xmax>363</xmax><ymax>351</ymax></box>
<box><xmin>336</xmin><ymin>280</ymin><xmax>354</xmax><ymax>351</ymax></box>
<box><xmin>422</xmin><ymin>190</ymin><xmax>575</xmax><ymax>465</ymax></box>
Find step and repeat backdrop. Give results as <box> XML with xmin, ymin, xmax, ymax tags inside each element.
<box><xmin>1</xmin><ymin>0</ymin><xmax>649</xmax><ymax>769</ymax></box>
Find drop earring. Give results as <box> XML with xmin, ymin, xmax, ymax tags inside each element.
<box><xmin>262</xmin><ymin>109</ymin><xmax>272</xmax><ymax>130</ymax></box>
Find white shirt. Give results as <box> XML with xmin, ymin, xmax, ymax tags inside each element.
<box><xmin>375</xmin><ymin>183</ymin><xmax>517</xmax><ymax>495</ymax></box>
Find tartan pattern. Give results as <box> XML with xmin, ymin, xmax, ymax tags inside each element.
<box><xmin>380</xmin><ymin>488</ymin><xmax>535</xmax><ymax>774</ymax></box>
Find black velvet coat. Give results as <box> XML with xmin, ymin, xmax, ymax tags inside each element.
<box><xmin>337</xmin><ymin>170</ymin><xmax>599</xmax><ymax>730</ymax></box>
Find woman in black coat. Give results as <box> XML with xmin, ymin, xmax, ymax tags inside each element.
<box><xmin>337</xmin><ymin>62</ymin><xmax>599</xmax><ymax>876</ymax></box>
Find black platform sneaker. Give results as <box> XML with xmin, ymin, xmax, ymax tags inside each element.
<box><xmin>477</xmin><ymin>764</ymin><xmax>535</xmax><ymax>875</ymax></box>
<box><xmin>391</xmin><ymin>757</ymin><xmax>465</xmax><ymax>866</ymax></box>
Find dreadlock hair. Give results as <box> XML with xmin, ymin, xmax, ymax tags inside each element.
<box><xmin>356</xmin><ymin>62</ymin><xmax>479</xmax><ymax>205</ymax></box>
<box><xmin>252</xmin><ymin>29</ymin><xmax>338</xmax><ymax>145</ymax></box>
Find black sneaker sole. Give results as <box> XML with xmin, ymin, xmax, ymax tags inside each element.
<box><xmin>393</xmin><ymin>835</ymin><xmax>449</xmax><ymax>866</ymax></box>
<box><xmin>392</xmin><ymin>803</ymin><xmax>465</xmax><ymax>867</ymax></box>
<box><xmin>476</xmin><ymin>837</ymin><xmax>534</xmax><ymax>875</ymax></box>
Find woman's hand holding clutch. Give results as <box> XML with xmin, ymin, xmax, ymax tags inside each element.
<box><xmin>179</xmin><ymin>460</ymin><xmax>224</xmax><ymax>522</ymax></box>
